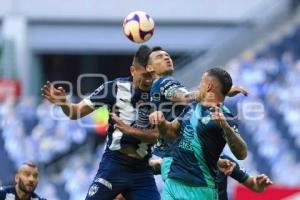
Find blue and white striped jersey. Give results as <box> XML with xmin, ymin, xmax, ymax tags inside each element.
<box><xmin>84</xmin><ymin>77</ymin><xmax>153</xmax><ymax>159</ymax></box>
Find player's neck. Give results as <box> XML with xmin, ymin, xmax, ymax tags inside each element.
<box><xmin>15</xmin><ymin>186</ymin><xmax>31</xmax><ymax>200</ymax></box>
<box><xmin>158</xmin><ymin>71</ymin><xmax>173</xmax><ymax>77</ymax></box>
<box><xmin>200</xmin><ymin>92</ymin><xmax>224</xmax><ymax>107</ymax></box>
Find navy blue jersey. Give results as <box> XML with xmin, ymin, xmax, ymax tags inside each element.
<box><xmin>150</xmin><ymin>76</ymin><xmax>187</xmax><ymax>121</ymax></box>
<box><xmin>168</xmin><ymin>102</ymin><xmax>240</xmax><ymax>187</ymax></box>
<box><xmin>0</xmin><ymin>185</ymin><xmax>45</xmax><ymax>200</ymax></box>
<box><xmin>216</xmin><ymin>155</ymin><xmax>249</xmax><ymax>200</ymax></box>
<box><xmin>150</xmin><ymin>76</ymin><xmax>188</xmax><ymax>158</ymax></box>
<box><xmin>84</xmin><ymin>77</ymin><xmax>153</xmax><ymax>159</ymax></box>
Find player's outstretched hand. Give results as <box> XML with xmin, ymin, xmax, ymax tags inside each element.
<box><xmin>149</xmin><ymin>111</ymin><xmax>165</xmax><ymax>125</ymax></box>
<box><xmin>217</xmin><ymin>159</ymin><xmax>236</xmax><ymax>176</ymax></box>
<box><xmin>256</xmin><ymin>174</ymin><xmax>273</xmax><ymax>192</ymax></box>
<box><xmin>110</xmin><ymin>113</ymin><xmax>131</xmax><ymax>134</ymax></box>
<box><xmin>227</xmin><ymin>85</ymin><xmax>248</xmax><ymax>97</ymax></box>
<box><xmin>41</xmin><ymin>81</ymin><xmax>67</xmax><ymax>105</ymax></box>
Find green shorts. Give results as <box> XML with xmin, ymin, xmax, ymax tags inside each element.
<box><xmin>162</xmin><ymin>177</ymin><xmax>218</xmax><ymax>200</ymax></box>
<box><xmin>161</xmin><ymin>157</ymin><xmax>173</xmax><ymax>182</ymax></box>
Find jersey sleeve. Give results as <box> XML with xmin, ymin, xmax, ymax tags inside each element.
<box><xmin>159</xmin><ymin>77</ymin><xmax>188</xmax><ymax>101</ymax></box>
<box><xmin>221</xmin><ymin>154</ymin><xmax>249</xmax><ymax>183</ymax></box>
<box><xmin>83</xmin><ymin>81</ymin><xmax>116</xmax><ymax>109</ymax></box>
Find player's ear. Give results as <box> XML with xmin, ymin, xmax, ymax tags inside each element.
<box><xmin>130</xmin><ymin>66</ymin><xmax>135</xmax><ymax>76</ymax></box>
<box><xmin>146</xmin><ymin>64</ymin><xmax>154</xmax><ymax>73</ymax></box>
<box><xmin>15</xmin><ymin>174</ymin><xmax>19</xmax><ymax>184</ymax></box>
<box><xmin>206</xmin><ymin>83</ymin><xmax>214</xmax><ymax>92</ymax></box>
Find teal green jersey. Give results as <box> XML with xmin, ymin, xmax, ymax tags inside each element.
<box><xmin>168</xmin><ymin>102</ymin><xmax>240</xmax><ymax>187</ymax></box>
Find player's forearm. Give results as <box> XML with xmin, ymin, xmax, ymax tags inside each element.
<box><xmin>60</xmin><ymin>100</ymin><xmax>94</xmax><ymax>120</ymax></box>
<box><xmin>223</xmin><ymin>126</ymin><xmax>247</xmax><ymax>160</ymax></box>
<box><xmin>60</xmin><ymin>102</ymin><xmax>80</xmax><ymax>119</ymax></box>
<box><xmin>171</xmin><ymin>91</ymin><xmax>196</xmax><ymax>104</ymax></box>
<box><xmin>124</xmin><ymin>128</ymin><xmax>158</xmax><ymax>144</ymax></box>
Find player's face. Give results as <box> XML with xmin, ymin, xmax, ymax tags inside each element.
<box><xmin>148</xmin><ymin>50</ymin><xmax>174</xmax><ymax>76</ymax></box>
<box><xmin>16</xmin><ymin>165</ymin><xmax>39</xmax><ymax>193</ymax></box>
<box><xmin>131</xmin><ymin>66</ymin><xmax>154</xmax><ymax>91</ymax></box>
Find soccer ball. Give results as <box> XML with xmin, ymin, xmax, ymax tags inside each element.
<box><xmin>123</xmin><ymin>11</ymin><xmax>155</xmax><ymax>43</ymax></box>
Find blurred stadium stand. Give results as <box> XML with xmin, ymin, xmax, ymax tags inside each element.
<box><xmin>1</xmin><ymin>0</ymin><xmax>300</xmax><ymax>199</ymax></box>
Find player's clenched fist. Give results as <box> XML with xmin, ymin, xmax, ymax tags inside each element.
<box><xmin>149</xmin><ymin>111</ymin><xmax>165</xmax><ymax>125</ymax></box>
<box><xmin>41</xmin><ymin>81</ymin><xmax>67</xmax><ymax>105</ymax></box>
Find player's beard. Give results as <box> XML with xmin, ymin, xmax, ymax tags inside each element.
<box><xmin>18</xmin><ymin>179</ymin><xmax>35</xmax><ymax>194</ymax></box>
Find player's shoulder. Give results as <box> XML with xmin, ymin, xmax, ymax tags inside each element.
<box><xmin>221</xmin><ymin>105</ymin><xmax>237</xmax><ymax>122</ymax></box>
<box><xmin>221</xmin><ymin>105</ymin><xmax>232</xmax><ymax>115</ymax></box>
<box><xmin>113</xmin><ymin>76</ymin><xmax>132</xmax><ymax>84</ymax></box>
<box><xmin>97</xmin><ymin>76</ymin><xmax>131</xmax><ymax>91</ymax></box>
<box><xmin>0</xmin><ymin>186</ymin><xmax>16</xmax><ymax>199</ymax></box>
<box><xmin>98</xmin><ymin>76</ymin><xmax>132</xmax><ymax>88</ymax></box>
<box><xmin>159</xmin><ymin>76</ymin><xmax>178</xmax><ymax>84</ymax></box>
<box><xmin>0</xmin><ymin>185</ymin><xmax>13</xmax><ymax>191</ymax></box>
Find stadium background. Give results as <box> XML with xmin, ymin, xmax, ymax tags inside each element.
<box><xmin>1</xmin><ymin>0</ymin><xmax>300</xmax><ymax>199</ymax></box>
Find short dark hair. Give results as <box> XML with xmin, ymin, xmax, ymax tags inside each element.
<box><xmin>206</xmin><ymin>67</ymin><xmax>232</xmax><ymax>96</ymax></box>
<box><xmin>147</xmin><ymin>46</ymin><xmax>163</xmax><ymax>64</ymax></box>
<box><xmin>151</xmin><ymin>46</ymin><xmax>163</xmax><ymax>52</ymax></box>
<box><xmin>132</xmin><ymin>45</ymin><xmax>152</xmax><ymax>67</ymax></box>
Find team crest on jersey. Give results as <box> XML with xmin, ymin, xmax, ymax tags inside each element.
<box><xmin>201</xmin><ymin>116</ymin><xmax>211</xmax><ymax>124</ymax></box>
<box><xmin>88</xmin><ymin>184</ymin><xmax>99</xmax><ymax>197</ymax></box>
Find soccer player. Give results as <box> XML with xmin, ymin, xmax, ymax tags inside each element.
<box><xmin>0</xmin><ymin>161</ymin><xmax>45</xmax><ymax>200</ymax></box>
<box><xmin>217</xmin><ymin>154</ymin><xmax>273</xmax><ymax>200</ymax></box>
<box><xmin>149</xmin><ymin>68</ymin><xmax>248</xmax><ymax>199</ymax></box>
<box><xmin>146</xmin><ymin>46</ymin><xmax>248</xmax><ymax>181</ymax></box>
<box><xmin>41</xmin><ymin>45</ymin><xmax>160</xmax><ymax>200</ymax></box>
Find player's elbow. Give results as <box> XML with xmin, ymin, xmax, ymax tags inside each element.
<box><xmin>235</xmin><ymin>149</ymin><xmax>247</xmax><ymax>160</ymax></box>
<box><xmin>69</xmin><ymin>116</ymin><xmax>78</xmax><ymax>120</ymax></box>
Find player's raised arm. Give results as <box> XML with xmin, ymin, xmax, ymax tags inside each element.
<box><xmin>211</xmin><ymin>106</ymin><xmax>247</xmax><ymax>160</ymax></box>
<box><xmin>110</xmin><ymin>113</ymin><xmax>158</xmax><ymax>144</ymax></box>
<box><xmin>149</xmin><ymin>111</ymin><xmax>180</xmax><ymax>141</ymax></box>
<box><xmin>227</xmin><ymin>85</ymin><xmax>248</xmax><ymax>97</ymax></box>
<box><xmin>161</xmin><ymin>83</ymin><xmax>248</xmax><ymax>105</ymax></box>
<box><xmin>41</xmin><ymin>81</ymin><xmax>94</xmax><ymax>119</ymax></box>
